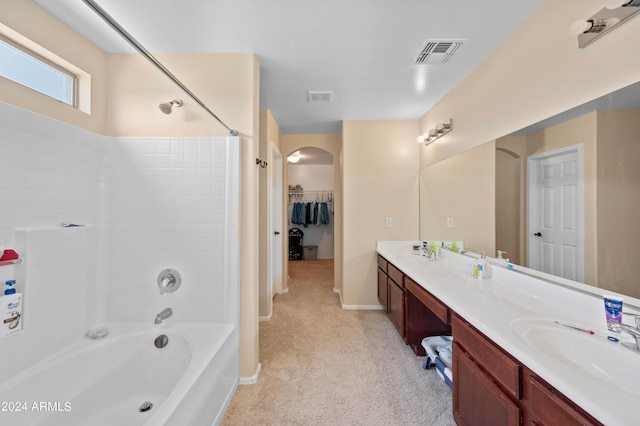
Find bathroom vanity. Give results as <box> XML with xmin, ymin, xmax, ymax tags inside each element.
<box><xmin>377</xmin><ymin>241</ymin><xmax>640</xmax><ymax>425</ymax></box>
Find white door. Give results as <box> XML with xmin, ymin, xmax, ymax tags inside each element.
<box><xmin>271</xmin><ymin>145</ymin><xmax>283</xmax><ymax>295</ymax></box>
<box><xmin>528</xmin><ymin>145</ymin><xmax>584</xmax><ymax>282</ymax></box>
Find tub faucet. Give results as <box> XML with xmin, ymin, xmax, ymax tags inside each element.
<box><xmin>154</xmin><ymin>307</ymin><xmax>173</xmax><ymax>324</ymax></box>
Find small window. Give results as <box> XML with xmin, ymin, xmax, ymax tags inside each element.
<box><xmin>0</xmin><ymin>36</ymin><xmax>76</xmax><ymax>107</ymax></box>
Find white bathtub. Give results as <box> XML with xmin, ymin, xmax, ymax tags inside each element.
<box><xmin>0</xmin><ymin>323</ymin><xmax>237</xmax><ymax>426</ymax></box>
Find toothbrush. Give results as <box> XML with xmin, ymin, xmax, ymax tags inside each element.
<box><xmin>554</xmin><ymin>321</ymin><xmax>595</xmax><ymax>335</ymax></box>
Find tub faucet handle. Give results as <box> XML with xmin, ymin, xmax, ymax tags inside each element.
<box><xmin>158</xmin><ymin>269</ymin><xmax>181</xmax><ymax>295</ymax></box>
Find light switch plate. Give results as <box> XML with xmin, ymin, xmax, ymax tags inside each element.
<box><xmin>385</xmin><ymin>217</ymin><xmax>393</xmax><ymax>228</ymax></box>
<box><xmin>447</xmin><ymin>217</ymin><xmax>454</xmax><ymax>228</ymax></box>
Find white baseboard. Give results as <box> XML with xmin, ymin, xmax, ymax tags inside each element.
<box><xmin>333</xmin><ymin>287</ymin><xmax>340</xmax><ymax>294</ymax></box>
<box><xmin>239</xmin><ymin>362</ymin><xmax>262</xmax><ymax>385</ymax></box>
<box><xmin>259</xmin><ymin>313</ymin><xmax>272</xmax><ymax>322</ymax></box>
<box><xmin>341</xmin><ymin>303</ymin><xmax>384</xmax><ymax>310</ymax></box>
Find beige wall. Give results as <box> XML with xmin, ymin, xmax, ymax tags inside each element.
<box><xmin>596</xmin><ymin>111</ymin><xmax>640</xmax><ymax>297</ymax></box>
<box><xmin>107</xmin><ymin>53</ymin><xmax>257</xmax><ymax>138</ymax></box>
<box><xmin>342</xmin><ymin>121</ymin><xmax>419</xmax><ymax>307</ymax></box>
<box><xmin>420</xmin><ymin>142</ymin><xmax>496</xmax><ymax>255</ymax></box>
<box><xmin>495</xmin><ymin>135</ymin><xmax>527</xmax><ymax>265</ymax></box>
<box><xmin>0</xmin><ymin>0</ymin><xmax>108</xmax><ymax>133</ymax></box>
<box><xmin>495</xmin><ymin>148</ymin><xmax>521</xmax><ymax>265</ymax></box>
<box><xmin>419</xmin><ymin>0</ymin><xmax>640</xmax><ymax>168</ymax></box>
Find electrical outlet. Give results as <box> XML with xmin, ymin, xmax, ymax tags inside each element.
<box><xmin>447</xmin><ymin>217</ymin><xmax>454</xmax><ymax>228</ymax></box>
<box><xmin>385</xmin><ymin>217</ymin><xmax>393</xmax><ymax>228</ymax></box>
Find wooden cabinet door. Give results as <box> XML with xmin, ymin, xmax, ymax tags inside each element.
<box><xmin>528</xmin><ymin>373</ymin><xmax>601</xmax><ymax>426</ymax></box>
<box><xmin>388</xmin><ymin>278</ymin><xmax>404</xmax><ymax>337</ymax></box>
<box><xmin>453</xmin><ymin>342</ymin><xmax>522</xmax><ymax>426</ymax></box>
<box><xmin>377</xmin><ymin>267</ymin><xmax>388</xmax><ymax>311</ymax></box>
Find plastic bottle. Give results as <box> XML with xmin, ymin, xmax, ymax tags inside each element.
<box><xmin>451</xmin><ymin>241</ymin><xmax>458</xmax><ymax>253</ymax></box>
<box><xmin>1</xmin><ymin>280</ymin><xmax>22</xmax><ymax>338</ymax></box>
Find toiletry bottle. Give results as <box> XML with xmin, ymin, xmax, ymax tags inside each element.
<box><xmin>451</xmin><ymin>241</ymin><xmax>458</xmax><ymax>253</ymax></box>
<box><xmin>497</xmin><ymin>250</ymin><xmax>508</xmax><ymax>267</ymax></box>
<box><xmin>1</xmin><ymin>280</ymin><xmax>22</xmax><ymax>339</ymax></box>
<box><xmin>477</xmin><ymin>251</ymin><xmax>486</xmax><ymax>280</ymax></box>
<box><xmin>430</xmin><ymin>241</ymin><xmax>437</xmax><ymax>260</ymax></box>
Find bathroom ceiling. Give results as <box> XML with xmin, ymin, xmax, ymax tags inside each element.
<box><xmin>36</xmin><ymin>0</ymin><xmax>547</xmax><ymax>134</ymax></box>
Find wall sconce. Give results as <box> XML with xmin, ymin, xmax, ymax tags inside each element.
<box><xmin>287</xmin><ymin>151</ymin><xmax>300</xmax><ymax>163</ymax></box>
<box><xmin>570</xmin><ymin>0</ymin><xmax>640</xmax><ymax>48</ymax></box>
<box><xmin>417</xmin><ymin>119</ymin><xmax>453</xmax><ymax>145</ymax></box>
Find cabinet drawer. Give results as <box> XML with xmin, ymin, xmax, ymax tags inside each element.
<box><xmin>529</xmin><ymin>374</ymin><xmax>601</xmax><ymax>426</ymax></box>
<box><xmin>377</xmin><ymin>255</ymin><xmax>388</xmax><ymax>273</ymax></box>
<box><xmin>388</xmin><ymin>263</ymin><xmax>404</xmax><ymax>288</ymax></box>
<box><xmin>452</xmin><ymin>313</ymin><xmax>521</xmax><ymax>400</ymax></box>
<box><xmin>405</xmin><ymin>276</ymin><xmax>448</xmax><ymax>324</ymax></box>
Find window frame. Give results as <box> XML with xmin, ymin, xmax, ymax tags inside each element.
<box><xmin>0</xmin><ymin>34</ymin><xmax>79</xmax><ymax>108</ymax></box>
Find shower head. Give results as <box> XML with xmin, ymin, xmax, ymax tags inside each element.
<box><xmin>159</xmin><ymin>99</ymin><xmax>183</xmax><ymax>114</ymax></box>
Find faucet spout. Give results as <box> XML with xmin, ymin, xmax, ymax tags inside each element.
<box><xmin>154</xmin><ymin>307</ymin><xmax>173</xmax><ymax>324</ymax></box>
<box><xmin>611</xmin><ymin>322</ymin><xmax>640</xmax><ymax>351</ymax></box>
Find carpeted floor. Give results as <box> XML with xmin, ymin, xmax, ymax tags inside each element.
<box><xmin>222</xmin><ymin>259</ymin><xmax>455</xmax><ymax>426</ymax></box>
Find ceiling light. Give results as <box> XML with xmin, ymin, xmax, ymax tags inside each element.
<box><xmin>603</xmin><ymin>0</ymin><xmax>640</xmax><ymax>9</ymax></box>
<box><xmin>288</xmin><ymin>152</ymin><xmax>300</xmax><ymax>163</ymax></box>
<box><xmin>417</xmin><ymin>119</ymin><xmax>453</xmax><ymax>146</ymax></box>
<box><xmin>572</xmin><ymin>2</ymin><xmax>640</xmax><ymax>47</ymax></box>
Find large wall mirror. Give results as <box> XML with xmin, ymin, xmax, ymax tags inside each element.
<box><xmin>420</xmin><ymin>80</ymin><xmax>640</xmax><ymax>299</ymax></box>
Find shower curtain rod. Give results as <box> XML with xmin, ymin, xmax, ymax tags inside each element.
<box><xmin>82</xmin><ymin>0</ymin><xmax>238</xmax><ymax>136</ymax></box>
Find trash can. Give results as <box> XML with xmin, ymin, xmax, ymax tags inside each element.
<box><xmin>303</xmin><ymin>245</ymin><xmax>318</xmax><ymax>261</ymax></box>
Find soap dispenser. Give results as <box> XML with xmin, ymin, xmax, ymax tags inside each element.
<box><xmin>496</xmin><ymin>250</ymin><xmax>508</xmax><ymax>268</ymax></box>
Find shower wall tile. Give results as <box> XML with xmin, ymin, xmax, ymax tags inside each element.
<box><xmin>0</xmin><ymin>226</ymin><xmax>98</xmax><ymax>382</ymax></box>
<box><xmin>104</xmin><ymin>137</ymin><xmax>228</xmax><ymax>323</ymax></box>
<box><xmin>0</xmin><ymin>102</ymin><xmax>233</xmax><ymax>378</ymax></box>
<box><xmin>0</xmin><ymin>103</ymin><xmax>106</xmax><ymax>229</ymax></box>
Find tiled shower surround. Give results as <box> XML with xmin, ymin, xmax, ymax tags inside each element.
<box><xmin>0</xmin><ymin>102</ymin><xmax>231</xmax><ymax>379</ymax></box>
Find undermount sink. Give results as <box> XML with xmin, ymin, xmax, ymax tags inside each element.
<box><xmin>511</xmin><ymin>318</ymin><xmax>640</xmax><ymax>396</ymax></box>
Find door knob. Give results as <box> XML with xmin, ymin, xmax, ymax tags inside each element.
<box><xmin>274</xmin><ymin>231</ymin><xmax>280</xmax><ymax>235</ymax></box>
<box><xmin>533</xmin><ymin>232</ymin><xmax>542</xmax><ymax>237</ymax></box>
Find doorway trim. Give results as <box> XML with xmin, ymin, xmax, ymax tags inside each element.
<box><xmin>271</xmin><ymin>144</ymin><xmax>283</xmax><ymax>296</ymax></box>
<box><xmin>527</xmin><ymin>143</ymin><xmax>584</xmax><ymax>282</ymax></box>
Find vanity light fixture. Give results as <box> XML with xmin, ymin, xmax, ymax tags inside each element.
<box><xmin>417</xmin><ymin>119</ymin><xmax>453</xmax><ymax>145</ymax></box>
<box><xmin>287</xmin><ymin>151</ymin><xmax>300</xmax><ymax>163</ymax></box>
<box><xmin>571</xmin><ymin>0</ymin><xmax>640</xmax><ymax>47</ymax></box>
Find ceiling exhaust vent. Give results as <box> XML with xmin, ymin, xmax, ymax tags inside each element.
<box><xmin>413</xmin><ymin>40</ymin><xmax>466</xmax><ymax>65</ymax></box>
<box><xmin>307</xmin><ymin>91</ymin><xmax>334</xmax><ymax>103</ymax></box>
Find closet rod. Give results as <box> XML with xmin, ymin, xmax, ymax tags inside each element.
<box><xmin>82</xmin><ymin>0</ymin><xmax>238</xmax><ymax>136</ymax></box>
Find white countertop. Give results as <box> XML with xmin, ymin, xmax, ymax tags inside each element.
<box><xmin>377</xmin><ymin>240</ymin><xmax>640</xmax><ymax>425</ymax></box>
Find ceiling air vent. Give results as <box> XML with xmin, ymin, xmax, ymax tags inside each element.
<box><xmin>307</xmin><ymin>91</ymin><xmax>334</xmax><ymax>103</ymax></box>
<box><xmin>413</xmin><ymin>40</ymin><xmax>466</xmax><ymax>65</ymax></box>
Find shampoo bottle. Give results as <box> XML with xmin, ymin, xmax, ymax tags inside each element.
<box><xmin>1</xmin><ymin>280</ymin><xmax>22</xmax><ymax>339</ymax></box>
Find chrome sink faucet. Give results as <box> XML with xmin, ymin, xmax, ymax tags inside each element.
<box><xmin>154</xmin><ymin>307</ymin><xmax>173</xmax><ymax>324</ymax></box>
<box><xmin>612</xmin><ymin>312</ymin><xmax>640</xmax><ymax>351</ymax></box>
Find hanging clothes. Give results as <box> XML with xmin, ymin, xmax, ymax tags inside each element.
<box><xmin>312</xmin><ymin>201</ymin><xmax>319</xmax><ymax>225</ymax></box>
<box><xmin>319</xmin><ymin>202</ymin><xmax>330</xmax><ymax>225</ymax></box>
<box><xmin>291</xmin><ymin>202</ymin><xmax>307</xmax><ymax>225</ymax></box>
